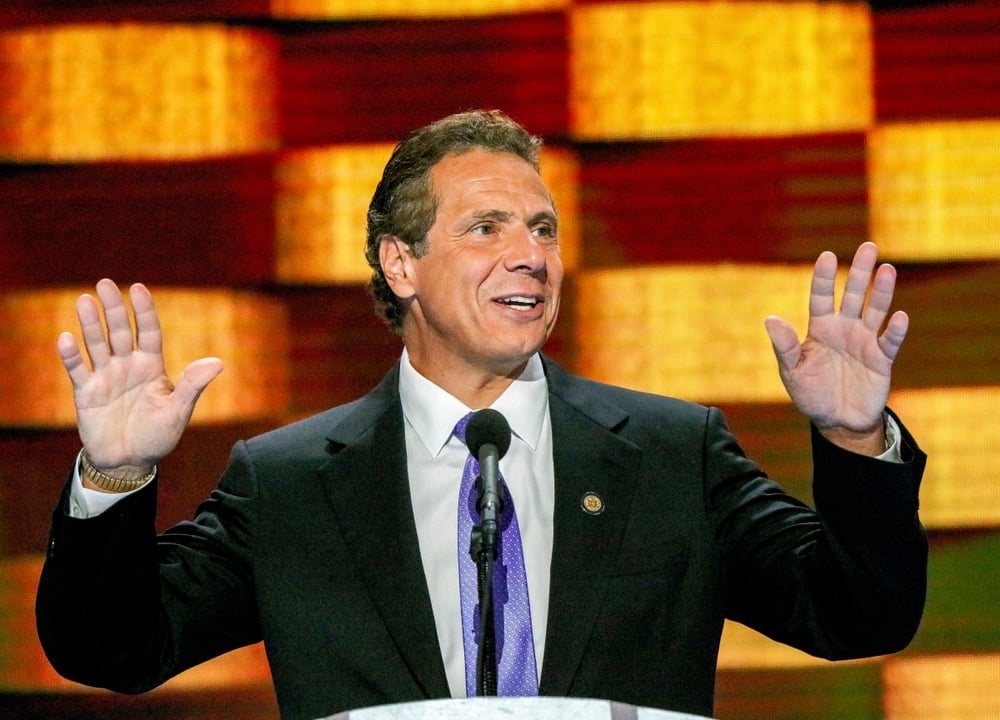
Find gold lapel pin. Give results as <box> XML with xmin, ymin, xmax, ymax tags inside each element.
<box><xmin>580</xmin><ymin>492</ymin><xmax>604</xmax><ymax>515</ymax></box>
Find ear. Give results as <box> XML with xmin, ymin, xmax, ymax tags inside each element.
<box><xmin>379</xmin><ymin>235</ymin><xmax>416</xmax><ymax>300</ymax></box>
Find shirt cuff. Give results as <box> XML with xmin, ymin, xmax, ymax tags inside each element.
<box><xmin>874</xmin><ymin>413</ymin><xmax>903</xmax><ymax>463</ymax></box>
<box><xmin>68</xmin><ymin>450</ymin><xmax>148</xmax><ymax>519</ymax></box>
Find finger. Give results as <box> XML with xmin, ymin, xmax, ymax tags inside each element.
<box><xmin>57</xmin><ymin>331</ymin><xmax>92</xmax><ymax>389</ymax></box>
<box><xmin>129</xmin><ymin>283</ymin><xmax>163</xmax><ymax>355</ymax></box>
<box><xmin>172</xmin><ymin>357</ymin><xmax>225</xmax><ymax>414</ymax></box>
<box><xmin>839</xmin><ymin>242</ymin><xmax>878</xmax><ymax>319</ymax></box>
<box><xmin>765</xmin><ymin>315</ymin><xmax>801</xmax><ymax>373</ymax></box>
<box><xmin>76</xmin><ymin>292</ymin><xmax>111</xmax><ymax>369</ymax></box>
<box><xmin>809</xmin><ymin>251</ymin><xmax>838</xmax><ymax>319</ymax></box>
<box><xmin>862</xmin><ymin>262</ymin><xmax>897</xmax><ymax>334</ymax></box>
<box><xmin>95</xmin><ymin>279</ymin><xmax>135</xmax><ymax>358</ymax></box>
<box><xmin>878</xmin><ymin>310</ymin><xmax>909</xmax><ymax>363</ymax></box>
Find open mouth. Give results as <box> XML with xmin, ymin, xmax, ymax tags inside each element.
<box><xmin>496</xmin><ymin>295</ymin><xmax>541</xmax><ymax>310</ymax></box>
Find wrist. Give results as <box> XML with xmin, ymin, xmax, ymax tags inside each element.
<box><xmin>816</xmin><ymin>417</ymin><xmax>888</xmax><ymax>457</ymax></box>
<box><xmin>80</xmin><ymin>451</ymin><xmax>156</xmax><ymax>494</ymax></box>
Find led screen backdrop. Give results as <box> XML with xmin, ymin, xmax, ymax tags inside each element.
<box><xmin>1</xmin><ymin>1</ymin><xmax>998</xmax><ymax>718</ymax></box>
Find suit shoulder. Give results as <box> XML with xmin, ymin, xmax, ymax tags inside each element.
<box><xmin>262</xmin><ymin>400</ymin><xmax>359</xmax><ymax>440</ymax></box>
<box><xmin>240</xmin><ymin>399</ymin><xmax>367</xmax><ymax>465</ymax></box>
<box><xmin>549</xmin><ymin>362</ymin><xmax>712</xmax><ymax>426</ymax></box>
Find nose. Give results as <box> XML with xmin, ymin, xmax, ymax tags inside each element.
<box><xmin>503</xmin><ymin>227</ymin><xmax>548</xmax><ymax>276</ymax></box>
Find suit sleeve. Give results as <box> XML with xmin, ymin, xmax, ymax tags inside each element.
<box><xmin>707</xmin><ymin>407</ymin><xmax>928</xmax><ymax>660</ymax></box>
<box><xmin>35</xmin><ymin>441</ymin><xmax>263</xmax><ymax>692</ymax></box>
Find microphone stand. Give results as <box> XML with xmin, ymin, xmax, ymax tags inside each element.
<box><xmin>470</xmin><ymin>453</ymin><xmax>502</xmax><ymax>696</ymax></box>
<box><xmin>469</xmin><ymin>520</ymin><xmax>497</xmax><ymax>696</ymax></box>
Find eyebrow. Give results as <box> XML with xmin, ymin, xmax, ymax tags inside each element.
<box><xmin>528</xmin><ymin>210</ymin><xmax>558</xmax><ymax>228</ymax></box>
<box><xmin>470</xmin><ymin>209</ymin><xmax>513</xmax><ymax>223</ymax></box>
<box><xmin>467</xmin><ymin>209</ymin><xmax>558</xmax><ymax>227</ymax></box>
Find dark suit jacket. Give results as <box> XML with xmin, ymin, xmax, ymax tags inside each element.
<box><xmin>37</xmin><ymin>357</ymin><xmax>928</xmax><ymax>720</ymax></box>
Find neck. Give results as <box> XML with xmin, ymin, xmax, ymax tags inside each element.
<box><xmin>405</xmin><ymin>352</ymin><xmax>529</xmax><ymax>409</ymax></box>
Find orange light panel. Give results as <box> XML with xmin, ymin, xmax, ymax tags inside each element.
<box><xmin>883</xmin><ymin>654</ymin><xmax>1000</xmax><ymax>720</ymax></box>
<box><xmin>718</xmin><ymin>620</ymin><xmax>861</xmax><ymax>669</ymax></box>
<box><xmin>0</xmin><ymin>556</ymin><xmax>271</xmax><ymax>692</ymax></box>
<box><xmin>276</xmin><ymin>144</ymin><xmax>397</xmax><ymax>285</ymax></box>
<box><xmin>275</xmin><ymin>145</ymin><xmax>580</xmax><ymax>285</ymax></box>
<box><xmin>0</xmin><ymin>556</ymin><xmax>67</xmax><ymax>691</ymax></box>
<box><xmin>541</xmin><ymin>146</ymin><xmax>581</xmax><ymax>272</ymax></box>
<box><xmin>869</xmin><ymin>121</ymin><xmax>1000</xmax><ymax>261</ymax></box>
<box><xmin>271</xmin><ymin>0</ymin><xmax>567</xmax><ymax>19</ymax></box>
<box><xmin>890</xmin><ymin>387</ymin><xmax>1000</xmax><ymax>529</ymax></box>
<box><xmin>0</xmin><ymin>289</ymin><xmax>288</xmax><ymax>427</ymax></box>
<box><xmin>570</xmin><ymin>1</ymin><xmax>873</xmax><ymax>140</ymax></box>
<box><xmin>0</xmin><ymin>24</ymin><xmax>278</xmax><ymax>162</ymax></box>
<box><xmin>574</xmin><ymin>264</ymin><xmax>821</xmax><ymax>403</ymax></box>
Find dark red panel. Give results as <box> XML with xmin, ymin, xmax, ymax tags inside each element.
<box><xmin>0</xmin><ymin>421</ymin><xmax>274</xmax><ymax>555</ymax></box>
<box><xmin>716</xmin><ymin>664</ymin><xmax>883</xmax><ymax>720</ymax></box>
<box><xmin>578</xmin><ymin>134</ymin><xmax>869</xmax><ymax>266</ymax></box>
<box><xmin>0</xmin><ymin>687</ymin><xmax>279</xmax><ymax>720</ymax></box>
<box><xmin>284</xmin><ymin>286</ymin><xmax>402</xmax><ymax>416</ymax></box>
<box><xmin>278</xmin><ymin>14</ymin><xmax>569</xmax><ymax>146</ymax></box>
<box><xmin>888</xmin><ymin>262</ymin><xmax>1000</xmax><ymax>392</ymax></box>
<box><xmin>0</xmin><ymin>0</ymin><xmax>270</xmax><ymax>27</ymax></box>
<box><xmin>0</xmin><ymin>156</ymin><xmax>276</xmax><ymax>288</ymax></box>
<box><xmin>874</xmin><ymin>0</ymin><xmax>1000</xmax><ymax>121</ymax></box>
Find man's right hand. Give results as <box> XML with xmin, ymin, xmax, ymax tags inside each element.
<box><xmin>58</xmin><ymin>279</ymin><xmax>224</xmax><ymax>489</ymax></box>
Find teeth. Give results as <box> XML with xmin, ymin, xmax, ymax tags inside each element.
<box><xmin>500</xmin><ymin>296</ymin><xmax>538</xmax><ymax>307</ymax></box>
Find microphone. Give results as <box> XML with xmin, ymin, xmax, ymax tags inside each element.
<box><xmin>465</xmin><ymin>409</ymin><xmax>512</xmax><ymax>551</ymax></box>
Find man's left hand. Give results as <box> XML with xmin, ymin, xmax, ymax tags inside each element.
<box><xmin>765</xmin><ymin>242</ymin><xmax>908</xmax><ymax>456</ymax></box>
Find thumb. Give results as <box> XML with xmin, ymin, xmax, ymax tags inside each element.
<box><xmin>765</xmin><ymin>315</ymin><xmax>801</xmax><ymax>374</ymax></box>
<box><xmin>173</xmin><ymin>357</ymin><xmax>224</xmax><ymax>411</ymax></box>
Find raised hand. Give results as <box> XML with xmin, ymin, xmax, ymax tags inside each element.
<box><xmin>764</xmin><ymin>243</ymin><xmax>908</xmax><ymax>455</ymax></box>
<box><xmin>58</xmin><ymin>279</ymin><xmax>224</xmax><ymax>479</ymax></box>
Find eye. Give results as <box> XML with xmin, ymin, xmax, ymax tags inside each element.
<box><xmin>471</xmin><ymin>223</ymin><xmax>497</xmax><ymax>236</ymax></box>
<box><xmin>532</xmin><ymin>224</ymin><xmax>558</xmax><ymax>243</ymax></box>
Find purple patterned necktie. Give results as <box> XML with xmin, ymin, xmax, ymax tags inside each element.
<box><xmin>454</xmin><ymin>412</ymin><xmax>538</xmax><ymax>697</ymax></box>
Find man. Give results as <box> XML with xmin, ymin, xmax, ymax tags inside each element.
<box><xmin>36</xmin><ymin>110</ymin><xmax>927</xmax><ymax>720</ymax></box>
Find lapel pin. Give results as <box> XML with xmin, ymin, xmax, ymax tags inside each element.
<box><xmin>580</xmin><ymin>492</ymin><xmax>604</xmax><ymax>515</ymax></box>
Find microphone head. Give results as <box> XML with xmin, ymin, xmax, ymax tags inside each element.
<box><xmin>465</xmin><ymin>408</ymin><xmax>512</xmax><ymax>460</ymax></box>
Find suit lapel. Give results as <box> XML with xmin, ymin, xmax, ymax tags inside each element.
<box><xmin>539</xmin><ymin>359</ymin><xmax>641</xmax><ymax>696</ymax></box>
<box><xmin>317</xmin><ymin>366</ymin><xmax>450</xmax><ymax>700</ymax></box>
<box><xmin>313</xmin><ymin>357</ymin><xmax>639</xmax><ymax>700</ymax></box>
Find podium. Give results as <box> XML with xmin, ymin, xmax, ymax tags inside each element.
<box><xmin>323</xmin><ymin>697</ymin><xmax>711</xmax><ymax>720</ymax></box>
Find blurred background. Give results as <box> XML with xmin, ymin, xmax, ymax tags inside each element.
<box><xmin>0</xmin><ymin>0</ymin><xmax>997</xmax><ymax>718</ymax></box>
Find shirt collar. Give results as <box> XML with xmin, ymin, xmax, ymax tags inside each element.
<box><xmin>399</xmin><ymin>348</ymin><xmax>548</xmax><ymax>458</ymax></box>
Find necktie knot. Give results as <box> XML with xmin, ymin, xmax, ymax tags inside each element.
<box><xmin>453</xmin><ymin>411</ymin><xmax>474</xmax><ymax>444</ymax></box>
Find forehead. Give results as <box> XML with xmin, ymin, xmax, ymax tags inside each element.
<box><xmin>429</xmin><ymin>149</ymin><xmax>552</xmax><ymax>211</ymax></box>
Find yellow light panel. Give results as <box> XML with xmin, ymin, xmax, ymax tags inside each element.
<box><xmin>0</xmin><ymin>289</ymin><xmax>288</xmax><ymax>427</ymax></box>
<box><xmin>889</xmin><ymin>387</ymin><xmax>1000</xmax><ymax>529</ymax></box>
<box><xmin>0</xmin><ymin>24</ymin><xmax>278</xmax><ymax>162</ymax></box>
<box><xmin>275</xmin><ymin>145</ymin><xmax>580</xmax><ymax>285</ymax></box>
<box><xmin>570</xmin><ymin>1</ymin><xmax>873</xmax><ymax>140</ymax></box>
<box><xmin>869</xmin><ymin>121</ymin><xmax>1000</xmax><ymax>261</ymax></box>
<box><xmin>574</xmin><ymin>263</ymin><xmax>821</xmax><ymax>403</ymax></box>
<box><xmin>271</xmin><ymin>0</ymin><xmax>567</xmax><ymax>19</ymax></box>
<box><xmin>883</xmin><ymin>654</ymin><xmax>1000</xmax><ymax>720</ymax></box>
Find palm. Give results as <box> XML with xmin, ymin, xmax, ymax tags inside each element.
<box><xmin>766</xmin><ymin>243</ymin><xmax>908</xmax><ymax>436</ymax></box>
<box><xmin>59</xmin><ymin>280</ymin><xmax>223</xmax><ymax>472</ymax></box>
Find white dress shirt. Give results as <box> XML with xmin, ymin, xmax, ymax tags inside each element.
<box><xmin>398</xmin><ymin>349</ymin><xmax>554</xmax><ymax>696</ymax></box>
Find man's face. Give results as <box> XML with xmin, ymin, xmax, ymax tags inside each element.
<box><xmin>382</xmin><ymin>148</ymin><xmax>563</xmax><ymax>382</ymax></box>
